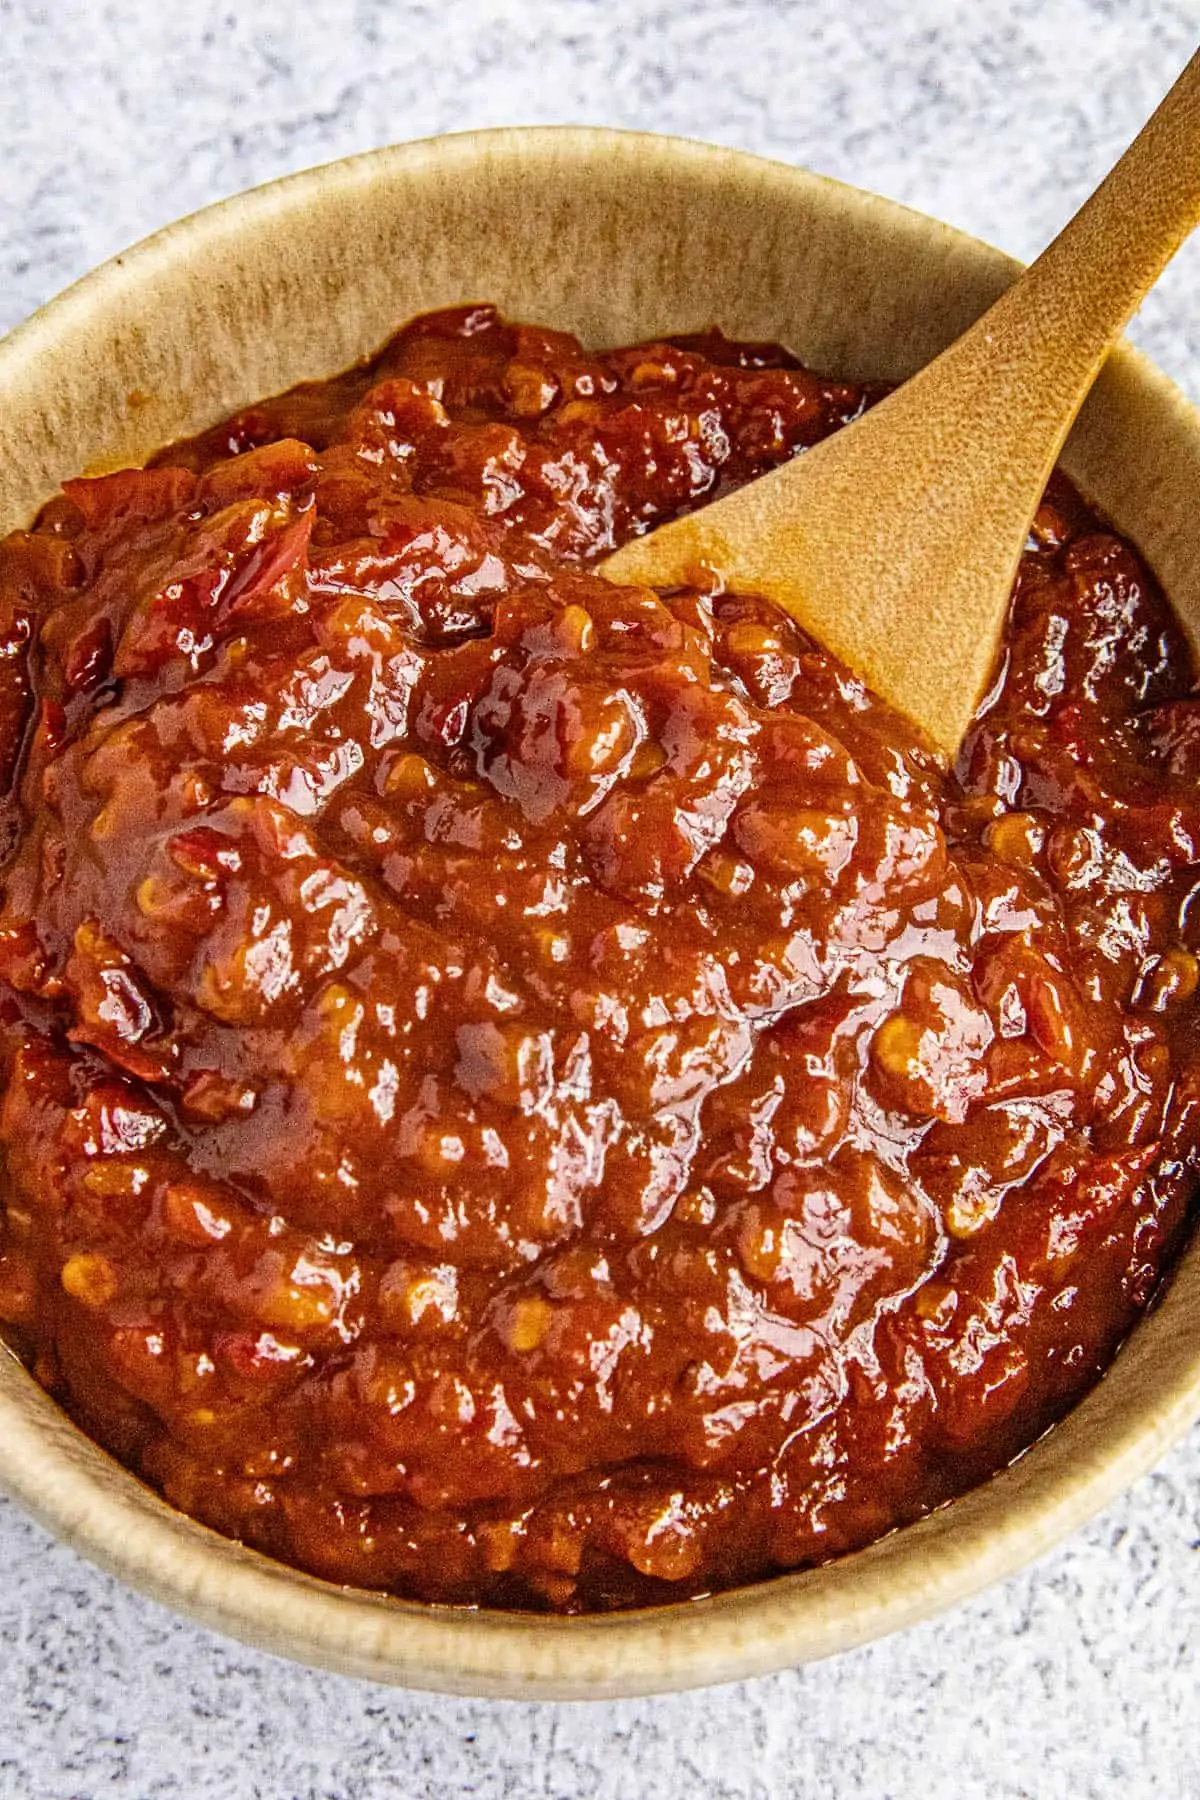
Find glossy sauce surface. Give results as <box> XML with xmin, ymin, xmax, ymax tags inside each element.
<box><xmin>0</xmin><ymin>306</ymin><xmax>1198</xmax><ymax>1610</ymax></box>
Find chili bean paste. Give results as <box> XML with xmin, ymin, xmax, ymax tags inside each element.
<box><xmin>0</xmin><ymin>305</ymin><xmax>1197</xmax><ymax>1612</ymax></box>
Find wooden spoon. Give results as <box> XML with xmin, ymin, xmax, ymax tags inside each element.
<box><xmin>600</xmin><ymin>52</ymin><xmax>1200</xmax><ymax>759</ymax></box>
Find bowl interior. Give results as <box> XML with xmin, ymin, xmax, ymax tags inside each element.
<box><xmin>2</xmin><ymin>127</ymin><xmax>1200</xmax><ymax>1698</ymax></box>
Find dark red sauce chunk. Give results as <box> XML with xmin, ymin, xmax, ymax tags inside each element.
<box><xmin>0</xmin><ymin>304</ymin><xmax>1198</xmax><ymax>1611</ymax></box>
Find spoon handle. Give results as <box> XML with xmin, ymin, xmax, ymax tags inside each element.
<box><xmin>601</xmin><ymin>50</ymin><xmax>1200</xmax><ymax>758</ymax></box>
<box><xmin>960</xmin><ymin>48</ymin><xmax>1200</xmax><ymax>438</ymax></box>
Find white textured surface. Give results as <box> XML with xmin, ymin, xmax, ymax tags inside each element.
<box><xmin>2</xmin><ymin>4</ymin><xmax>1200</xmax><ymax>1795</ymax></box>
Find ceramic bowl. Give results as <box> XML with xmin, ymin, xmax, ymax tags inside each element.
<box><xmin>2</xmin><ymin>128</ymin><xmax>1200</xmax><ymax>1700</ymax></box>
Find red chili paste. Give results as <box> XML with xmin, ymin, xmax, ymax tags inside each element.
<box><xmin>0</xmin><ymin>305</ymin><xmax>1196</xmax><ymax>1610</ymax></box>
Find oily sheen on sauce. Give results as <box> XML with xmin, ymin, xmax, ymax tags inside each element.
<box><xmin>0</xmin><ymin>306</ymin><xmax>1197</xmax><ymax>1612</ymax></box>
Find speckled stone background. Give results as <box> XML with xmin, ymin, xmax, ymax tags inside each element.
<box><xmin>3</xmin><ymin>3</ymin><xmax>1200</xmax><ymax>1796</ymax></box>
